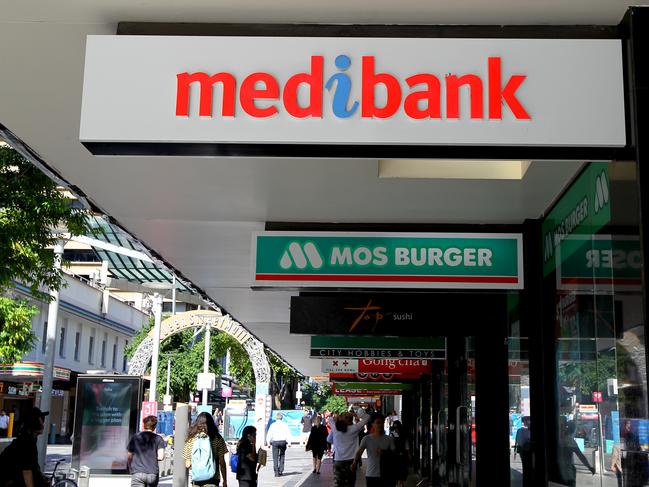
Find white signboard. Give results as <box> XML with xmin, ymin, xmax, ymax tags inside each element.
<box><xmin>80</xmin><ymin>36</ymin><xmax>625</xmax><ymax>148</ymax></box>
<box><xmin>322</xmin><ymin>358</ymin><xmax>359</xmax><ymax>373</ymax></box>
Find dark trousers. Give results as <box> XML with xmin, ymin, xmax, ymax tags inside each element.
<box><xmin>520</xmin><ymin>452</ymin><xmax>533</xmax><ymax>487</ymax></box>
<box><xmin>131</xmin><ymin>472</ymin><xmax>159</xmax><ymax>487</ymax></box>
<box><xmin>271</xmin><ymin>440</ymin><xmax>287</xmax><ymax>474</ymax></box>
<box><xmin>366</xmin><ymin>477</ymin><xmax>385</xmax><ymax>487</ymax></box>
<box><xmin>333</xmin><ymin>460</ymin><xmax>356</xmax><ymax>487</ymax></box>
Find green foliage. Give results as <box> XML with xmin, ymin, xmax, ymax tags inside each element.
<box><xmin>302</xmin><ymin>383</ymin><xmax>333</xmax><ymax>411</ymax></box>
<box><xmin>0</xmin><ymin>297</ymin><xmax>38</xmax><ymax>363</ymax></box>
<box><xmin>0</xmin><ymin>146</ymin><xmax>90</xmax><ymax>298</ymax></box>
<box><xmin>558</xmin><ymin>352</ymin><xmax>616</xmax><ymax>397</ymax></box>
<box><xmin>323</xmin><ymin>394</ymin><xmax>348</xmax><ymax>414</ymax></box>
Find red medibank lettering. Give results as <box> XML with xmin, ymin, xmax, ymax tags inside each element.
<box><xmin>175</xmin><ymin>71</ymin><xmax>236</xmax><ymax>117</ymax></box>
<box><xmin>174</xmin><ymin>55</ymin><xmax>530</xmax><ymax>120</ymax></box>
<box><xmin>488</xmin><ymin>56</ymin><xmax>530</xmax><ymax>120</ymax></box>
<box><xmin>446</xmin><ymin>74</ymin><xmax>483</xmax><ymax>119</ymax></box>
<box><xmin>283</xmin><ymin>56</ymin><xmax>324</xmax><ymax>118</ymax></box>
<box><xmin>361</xmin><ymin>56</ymin><xmax>402</xmax><ymax>119</ymax></box>
<box><xmin>240</xmin><ymin>72</ymin><xmax>279</xmax><ymax>117</ymax></box>
<box><xmin>404</xmin><ymin>74</ymin><xmax>441</xmax><ymax>119</ymax></box>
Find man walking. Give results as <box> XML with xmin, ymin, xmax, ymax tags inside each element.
<box><xmin>127</xmin><ymin>415</ymin><xmax>166</xmax><ymax>487</ymax></box>
<box><xmin>301</xmin><ymin>410</ymin><xmax>313</xmax><ymax>446</ymax></box>
<box><xmin>266</xmin><ymin>413</ymin><xmax>290</xmax><ymax>477</ymax></box>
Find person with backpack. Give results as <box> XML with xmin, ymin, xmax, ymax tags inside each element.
<box><xmin>183</xmin><ymin>412</ymin><xmax>229</xmax><ymax>487</ymax></box>
<box><xmin>236</xmin><ymin>426</ymin><xmax>260</xmax><ymax>487</ymax></box>
<box><xmin>127</xmin><ymin>415</ymin><xmax>166</xmax><ymax>487</ymax></box>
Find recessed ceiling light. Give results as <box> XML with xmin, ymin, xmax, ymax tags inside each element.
<box><xmin>378</xmin><ymin>159</ymin><xmax>532</xmax><ymax>180</ymax></box>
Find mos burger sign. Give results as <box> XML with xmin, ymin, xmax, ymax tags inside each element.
<box><xmin>80</xmin><ymin>36</ymin><xmax>625</xmax><ymax>150</ymax></box>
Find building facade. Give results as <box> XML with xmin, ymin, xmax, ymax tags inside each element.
<box><xmin>0</xmin><ymin>273</ymin><xmax>147</xmax><ymax>441</ymax></box>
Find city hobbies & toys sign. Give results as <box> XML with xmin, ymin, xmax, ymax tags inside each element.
<box><xmin>252</xmin><ymin>232</ymin><xmax>523</xmax><ymax>289</ymax></box>
<box><xmin>80</xmin><ymin>36</ymin><xmax>625</xmax><ymax>152</ymax></box>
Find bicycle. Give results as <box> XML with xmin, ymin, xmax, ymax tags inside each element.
<box><xmin>48</xmin><ymin>457</ymin><xmax>78</xmax><ymax>487</ymax></box>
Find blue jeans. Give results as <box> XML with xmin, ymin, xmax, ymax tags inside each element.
<box><xmin>131</xmin><ymin>472</ymin><xmax>159</xmax><ymax>487</ymax></box>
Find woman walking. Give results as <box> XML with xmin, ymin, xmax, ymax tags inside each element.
<box><xmin>236</xmin><ymin>426</ymin><xmax>260</xmax><ymax>487</ymax></box>
<box><xmin>327</xmin><ymin>409</ymin><xmax>370</xmax><ymax>487</ymax></box>
<box><xmin>306</xmin><ymin>415</ymin><xmax>329</xmax><ymax>474</ymax></box>
<box><xmin>183</xmin><ymin>412</ymin><xmax>229</xmax><ymax>487</ymax></box>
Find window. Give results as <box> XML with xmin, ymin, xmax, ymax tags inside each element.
<box><xmin>41</xmin><ymin>321</ymin><xmax>48</xmax><ymax>354</ymax></box>
<box><xmin>88</xmin><ymin>335</ymin><xmax>95</xmax><ymax>364</ymax></box>
<box><xmin>123</xmin><ymin>341</ymin><xmax>128</xmax><ymax>372</ymax></box>
<box><xmin>62</xmin><ymin>249</ymin><xmax>100</xmax><ymax>262</ymax></box>
<box><xmin>100</xmin><ymin>333</ymin><xmax>107</xmax><ymax>367</ymax></box>
<box><xmin>112</xmin><ymin>339</ymin><xmax>118</xmax><ymax>370</ymax></box>
<box><xmin>162</xmin><ymin>302</ymin><xmax>173</xmax><ymax>313</ymax></box>
<box><xmin>58</xmin><ymin>326</ymin><xmax>66</xmax><ymax>358</ymax></box>
<box><xmin>74</xmin><ymin>331</ymin><xmax>81</xmax><ymax>361</ymax></box>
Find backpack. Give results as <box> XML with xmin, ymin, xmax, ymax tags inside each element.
<box><xmin>191</xmin><ymin>436</ymin><xmax>216</xmax><ymax>481</ymax></box>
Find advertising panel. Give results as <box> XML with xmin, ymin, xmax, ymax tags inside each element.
<box><xmin>254</xmin><ymin>232</ymin><xmax>523</xmax><ymax>289</ymax></box>
<box><xmin>72</xmin><ymin>375</ymin><xmax>142</xmax><ymax>474</ymax></box>
<box><xmin>80</xmin><ymin>36</ymin><xmax>625</xmax><ymax>153</ymax></box>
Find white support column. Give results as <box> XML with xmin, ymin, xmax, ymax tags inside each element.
<box><xmin>171</xmin><ymin>275</ymin><xmax>176</xmax><ymax>316</ymax></box>
<box><xmin>202</xmin><ymin>324</ymin><xmax>210</xmax><ymax>406</ymax></box>
<box><xmin>37</xmin><ymin>240</ymin><xmax>64</xmax><ymax>470</ymax></box>
<box><xmin>149</xmin><ymin>293</ymin><xmax>163</xmax><ymax>402</ymax></box>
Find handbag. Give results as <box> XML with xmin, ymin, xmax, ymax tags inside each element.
<box><xmin>257</xmin><ymin>448</ymin><xmax>267</xmax><ymax>467</ymax></box>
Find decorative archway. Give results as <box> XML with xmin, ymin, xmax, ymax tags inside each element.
<box><xmin>128</xmin><ymin>310</ymin><xmax>272</xmax><ymax>441</ymax></box>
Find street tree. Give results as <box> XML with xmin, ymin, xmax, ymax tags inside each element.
<box><xmin>0</xmin><ymin>145</ymin><xmax>90</xmax><ymax>362</ymax></box>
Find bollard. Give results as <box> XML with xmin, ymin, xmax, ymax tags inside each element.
<box><xmin>7</xmin><ymin>413</ymin><xmax>14</xmax><ymax>438</ymax></box>
<box><xmin>173</xmin><ymin>403</ymin><xmax>189</xmax><ymax>487</ymax></box>
<box><xmin>49</xmin><ymin>423</ymin><xmax>57</xmax><ymax>444</ymax></box>
<box><xmin>592</xmin><ymin>449</ymin><xmax>600</xmax><ymax>474</ymax></box>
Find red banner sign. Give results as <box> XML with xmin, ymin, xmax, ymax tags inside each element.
<box><xmin>330</xmin><ymin>372</ymin><xmax>423</xmax><ymax>381</ymax></box>
<box><xmin>357</xmin><ymin>359</ymin><xmax>433</xmax><ymax>374</ymax></box>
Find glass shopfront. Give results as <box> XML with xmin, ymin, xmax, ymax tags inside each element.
<box><xmin>543</xmin><ymin>161</ymin><xmax>647</xmax><ymax>487</ymax></box>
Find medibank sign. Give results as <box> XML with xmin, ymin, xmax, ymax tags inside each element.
<box><xmin>80</xmin><ymin>36</ymin><xmax>625</xmax><ymax>149</ymax></box>
<box><xmin>174</xmin><ymin>55</ymin><xmax>529</xmax><ymax>121</ymax></box>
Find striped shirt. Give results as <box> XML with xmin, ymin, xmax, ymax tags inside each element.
<box><xmin>183</xmin><ymin>433</ymin><xmax>229</xmax><ymax>481</ymax></box>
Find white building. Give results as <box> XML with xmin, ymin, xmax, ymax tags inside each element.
<box><xmin>0</xmin><ymin>272</ymin><xmax>148</xmax><ymax>440</ymax></box>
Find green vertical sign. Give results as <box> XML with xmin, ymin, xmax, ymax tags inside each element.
<box><xmin>542</xmin><ymin>163</ymin><xmax>611</xmax><ymax>276</ymax></box>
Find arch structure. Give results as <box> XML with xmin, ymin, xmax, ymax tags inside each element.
<box><xmin>128</xmin><ymin>310</ymin><xmax>272</xmax><ymax>442</ymax></box>
<box><xmin>128</xmin><ymin>310</ymin><xmax>270</xmax><ymax>384</ymax></box>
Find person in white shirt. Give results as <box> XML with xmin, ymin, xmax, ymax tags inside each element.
<box><xmin>0</xmin><ymin>410</ymin><xmax>9</xmax><ymax>438</ymax></box>
<box><xmin>266</xmin><ymin>413</ymin><xmax>291</xmax><ymax>477</ymax></box>
<box><xmin>327</xmin><ymin>408</ymin><xmax>370</xmax><ymax>487</ymax></box>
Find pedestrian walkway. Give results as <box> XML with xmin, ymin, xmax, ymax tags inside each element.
<box><xmin>295</xmin><ymin>457</ymin><xmax>421</xmax><ymax>487</ymax></box>
<box><xmin>157</xmin><ymin>444</ymin><xmax>314</xmax><ymax>487</ymax></box>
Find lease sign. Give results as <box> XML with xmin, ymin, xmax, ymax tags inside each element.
<box><xmin>253</xmin><ymin>232</ymin><xmax>523</xmax><ymax>289</ymax></box>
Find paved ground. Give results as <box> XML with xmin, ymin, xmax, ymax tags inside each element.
<box><xmin>46</xmin><ymin>444</ymin><xmax>624</xmax><ymax>487</ymax></box>
<box><xmin>160</xmin><ymin>444</ymin><xmax>315</xmax><ymax>487</ymax></box>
